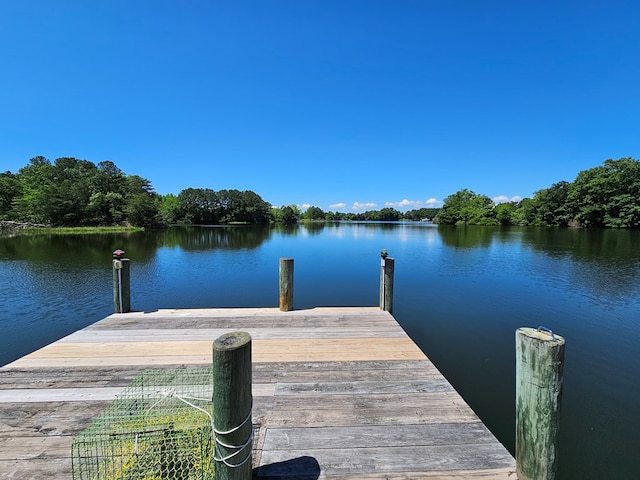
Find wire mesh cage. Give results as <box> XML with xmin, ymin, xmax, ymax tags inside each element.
<box><xmin>72</xmin><ymin>368</ymin><xmax>214</xmax><ymax>480</ymax></box>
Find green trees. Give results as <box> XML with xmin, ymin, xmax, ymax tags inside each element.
<box><xmin>404</xmin><ymin>208</ymin><xmax>439</xmax><ymax>221</ymax></box>
<box><xmin>377</xmin><ymin>207</ymin><xmax>402</xmax><ymax>221</ymax></box>
<box><xmin>8</xmin><ymin>156</ymin><xmax>160</xmax><ymax>227</ymax></box>
<box><xmin>272</xmin><ymin>205</ymin><xmax>299</xmax><ymax>225</ymax></box>
<box><xmin>520</xmin><ymin>158</ymin><xmax>640</xmax><ymax>228</ymax></box>
<box><xmin>49</xmin><ymin>157</ymin><xmax>96</xmax><ymax>225</ymax></box>
<box><xmin>531</xmin><ymin>181</ymin><xmax>572</xmax><ymax>226</ymax></box>
<box><xmin>5</xmin><ymin>155</ymin><xmax>638</xmax><ymax>229</ymax></box>
<box><xmin>122</xmin><ymin>175</ymin><xmax>159</xmax><ymax>228</ymax></box>
<box><xmin>2</xmin><ymin>156</ymin><xmax>276</xmax><ymax>227</ymax></box>
<box><xmin>435</xmin><ymin>189</ymin><xmax>495</xmax><ymax>225</ymax></box>
<box><xmin>221</xmin><ymin>189</ymin><xmax>271</xmax><ymax>224</ymax></box>
<box><xmin>567</xmin><ymin>158</ymin><xmax>640</xmax><ymax>228</ymax></box>
<box><xmin>12</xmin><ymin>156</ymin><xmax>57</xmax><ymax>224</ymax></box>
<box><xmin>495</xmin><ymin>202</ymin><xmax>516</xmax><ymax>225</ymax></box>
<box><xmin>280</xmin><ymin>206</ymin><xmax>298</xmax><ymax>225</ymax></box>
<box><xmin>174</xmin><ymin>188</ymin><xmax>271</xmax><ymax>225</ymax></box>
<box><xmin>435</xmin><ymin>158</ymin><xmax>640</xmax><ymax>228</ymax></box>
<box><xmin>303</xmin><ymin>206</ymin><xmax>325</xmax><ymax>221</ymax></box>
<box><xmin>177</xmin><ymin>188</ymin><xmax>221</xmax><ymax>224</ymax></box>
<box><xmin>0</xmin><ymin>171</ymin><xmax>21</xmax><ymax>220</ymax></box>
<box><xmin>157</xmin><ymin>194</ymin><xmax>181</xmax><ymax>225</ymax></box>
<box><xmin>340</xmin><ymin>208</ymin><xmax>402</xmax><ymax>221</ymax></box>
<box><xmin>86</xmin><ymin>161</ymin><xmax>127</xmax><ymax>224</ymax></box>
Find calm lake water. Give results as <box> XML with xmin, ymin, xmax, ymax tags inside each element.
<box><xmin>1</xmin><ymin>224</ymin><xmax>639</xmax><ymax>479</ymax></box>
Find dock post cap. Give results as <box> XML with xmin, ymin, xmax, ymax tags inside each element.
<box><xmin>517</xmin><ymin>326</ymin><xmax>565</xmax><ymax>346</ymax></box>
<box><xmin>214</xmin><ymin>331</ymin><xmax>252</xmax><ymax>351</ymax></box>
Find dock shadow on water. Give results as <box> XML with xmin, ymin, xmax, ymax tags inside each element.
<box><xmin>254</xmin><ymin>456</ymin><xmax>321</xmax><ymax>479</ymax></box>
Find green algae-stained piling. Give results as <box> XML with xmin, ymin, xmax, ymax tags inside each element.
<box><xmin>279</xmin><ymin>258</ymin><xmax>294</xmax><ymax>311</ymax></box>
<box><xmin>213</xmin><ymin>331</ymin><xmax>253</xmax><ymax>480</ymax></box>
<box><xmin>516</xmin><ymin>327</ymin><xmax>565</xmax><ymax>480</ymax></box>
<box><xmin>379</xmin><ymin>254</ymin><xmax>395</xmax><ymax>313</ymax></box>
<box><xmin>112</xmin><ymin>250</ymin><xmax>130</xmax><ymax>313</ymax></box>
<box><xmin>0</xmin><ymin>307</ymin><xmax>515</xmax><ymax>479</ymax></box>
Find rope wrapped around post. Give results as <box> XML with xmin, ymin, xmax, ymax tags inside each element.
<box><xmin>213</xmin><ymin>331</ymin><xmax>253</xmax><ymax>479</ymax></box>
<box><xmin>213</xmin><ymin>400</ymin><xmax>253</xmax><ymax>468</ymax></box>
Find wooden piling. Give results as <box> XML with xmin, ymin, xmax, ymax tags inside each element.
<box><xmin>112</xmin><ymin>257</ymin><xmax>130</xmax><ymax>313</ymax></box>
<box><xmin>213</xmin><ymin>331</ymin><xmax>253</xmax><ymax>480</ymax></box>
<box><xmin>515</xmin><ymin>327</ymin><xmax>565</xmax><ymax>480</ymax></box>
<box><xmin>279</xmin><ymin>258</ymin><xmax>294</xmax><ymax>311</ymax></box>
<box><xmin>379</xmin><ymin>255</ymin><xmax>395</xmax><ymax>313</ymax></box>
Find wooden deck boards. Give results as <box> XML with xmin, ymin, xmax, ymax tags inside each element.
<box><xmin>0</xmin><ymin>307</ymin><xmax>516</xmax><ymax>479</ymax></box>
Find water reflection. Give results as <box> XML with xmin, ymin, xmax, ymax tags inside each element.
<box><xmin>271</xmin><ymin>224</ymin><xmax>300</xmax><ymax>236</ymax></box>
<box><xmin>156</xmin><ymin>226</ymin><xmax>272</xmax><ymax>251</ymax></box>
<box><xmin>0</xmin><ymin>226</ymin><xmax>277</xmax><ymax>263</ymax></box>
<box><xmin>300</xmin><ymin>222</ymin><xmax>326</xmax><ymax>235</ymax></box>
<box><xmin>432</xmin><ymin>225</ymin><xmax>640</xmax><ymax>301</ymax></box>
<box><xmin>0</xmin><ymin>231</ymin><xmax>156</xmax><ymax>265</ymax></box>
<box><xmin>520</xmin><ymin>228</ymin><xmax>640</xmax><ymax>302</ymax></box>
<box><xmin>522</xmin><ymin>227</ymin><xmax>640</xmax><ymax>263</ymax></box>
<box><xmin>437</xmin><ymin>225</ymin><xmax>494</xmax><ymax>248</ymax></box>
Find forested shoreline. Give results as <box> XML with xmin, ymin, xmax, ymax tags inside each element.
<box><xmin>1</xmin><ymin>156</ymin><xmax>638</xmax><ymax>228</ymax></box>
<box><xmin>435</xmin><ymin>157</ymin><xmax>640</xmax><ymax>228</ymax></box>
<box><xmin>0</xmin><ymin>156</ymin><xmax>274</xmax><ymax>228</ymax></box>
<box><xmin>0</xmin><ymin>156</ymin><xmax>437</xmax><ymax>227</ymax></box>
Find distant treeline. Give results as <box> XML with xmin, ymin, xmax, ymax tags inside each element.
<box><xmin>435</xmin><ymin>157</ymin><xmax>640</xmax><ymax>228</ymax></box>
<box><xmin>0</xmin><ymin>156</ymin><xmax>438</xmax><ymax>227</ymax></box>
<box><xmin>1</xmin><ymin>156</ymin><xmax>638</xmax><ymax>228</ymax></box>
<box><xmin>0</xmin><ymin>156</ymin><xmax>273</xmax><ymax>227</ymax></box>
<box><xmin>272</xmin><ymin>205</ymin><xmax>439</xmax><ymax>224</ymax></box>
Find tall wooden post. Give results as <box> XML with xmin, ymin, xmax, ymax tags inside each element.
<box><xmin>112</xmin><ymin>250</ymin><xmax>130</xmax><ymax>313</ymax></box>
<box><xmin>379</xmin><ymin>251</ymin><xmax>394</xmax><ymax>313</ymax></box>
<box><xmin>279</xmin><ymin>258</ymin><xmax>294</xmax><ymax>311</ymax></box>
<box><xmin>213</xmin><ymin>331</ymin><xmax>253</xmax><ymax>480</ymax></box>
<box><xmin>516</xmin><ymin>327</ymin><xmax>565</xmax><ymax>480</ymax></box>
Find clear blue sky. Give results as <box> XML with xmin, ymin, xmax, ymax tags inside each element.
<box><xmin>2</xmin><ymin>1</ymin><xmax>638</xmax><ymax>212</ymax></box>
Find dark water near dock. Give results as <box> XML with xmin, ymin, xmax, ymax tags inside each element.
<box><xmin>1</xmin><ymin>224</ymin><xmax>639</xmax><ymax>479</ymax></box>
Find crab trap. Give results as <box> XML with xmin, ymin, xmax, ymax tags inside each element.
<box><xmin>72</xmin><ymin>368</ymin><xmax>215</xmax><ymax>480</ymax></box>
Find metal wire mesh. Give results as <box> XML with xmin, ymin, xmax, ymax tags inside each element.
<box><xmin>72</xmin><ymin>368</ymin><xmax>214</xmax><ymax>480</ymax></box>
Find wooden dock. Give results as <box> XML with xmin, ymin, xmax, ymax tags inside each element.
<box><xmin>0</xmin><ymin>307</ymin><xmax>516</xmax><ymax>479</ymax></box>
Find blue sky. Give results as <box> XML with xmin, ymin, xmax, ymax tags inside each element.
<box><xmin>1</xmin><ymin>1</ymin><xmax>638</xmax><ymax>212</ymax></box>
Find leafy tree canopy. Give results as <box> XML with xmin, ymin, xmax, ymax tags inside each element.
<box><xmin>303</xmin><ymin>206</ymin><xmax>325</xmax><ymax>221</ymax></box>
<box><xmin>435</xmin><ymin>189</ymin><xmax>495</xmax><ymax>225</ymax></box>
<box><xmin>404</xmin><ymin>208</ymin><xmax>439</xmax><ymax>221</ymax></box>
<box><xmin>7</xmin><ymin>157</ymin><xmax>157</xmax><ymax>227</ymax></box>
<box><xmin>5</xmin><ymin>155</ymin><xmax>639</xmax><ymax>229</ymax></box>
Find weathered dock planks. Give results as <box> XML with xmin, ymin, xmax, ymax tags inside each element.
<box><xmin>0</xmin><ymin>307</ymin><xmax>516</xmax><ymax>479</ymax></box>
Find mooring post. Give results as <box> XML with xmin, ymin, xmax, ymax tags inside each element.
<box><xmin>379</xmin><ymin>250</ymin><xmax>395</xmax><ymax>313</ymax></box>
<box><xmin>516</xmin><ymin>326</ymin><xmax>566</xmax><ymax>480</ymax></box>
<box><xmin>112</xmin><ymin>249</ymin><xmax>130</xmax><ymax>313</ymax></box>
<box><xmin>213</xmin><ymin>331</ymin><xmax>253</xmax><ymax>480</ymax></box>
<box><xmin>279</xmin><ymin>257</ymin><xmax>294</xmax><ymax>311</ymax></box>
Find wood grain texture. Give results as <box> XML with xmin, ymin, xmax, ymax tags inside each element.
<box><xmin>258</xmin><ymin>443</ymin><xmax>514</xmax><ymax>475</ymax></box>
<box><xmin>0</xmin><ymin>307</ymin><xmax>514</xmax><ymax>479</ymax></box>
<box><xmin>516</xmin><ymin>327</ymin><xmax>565</xmax><ymax>480</ymax></box>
